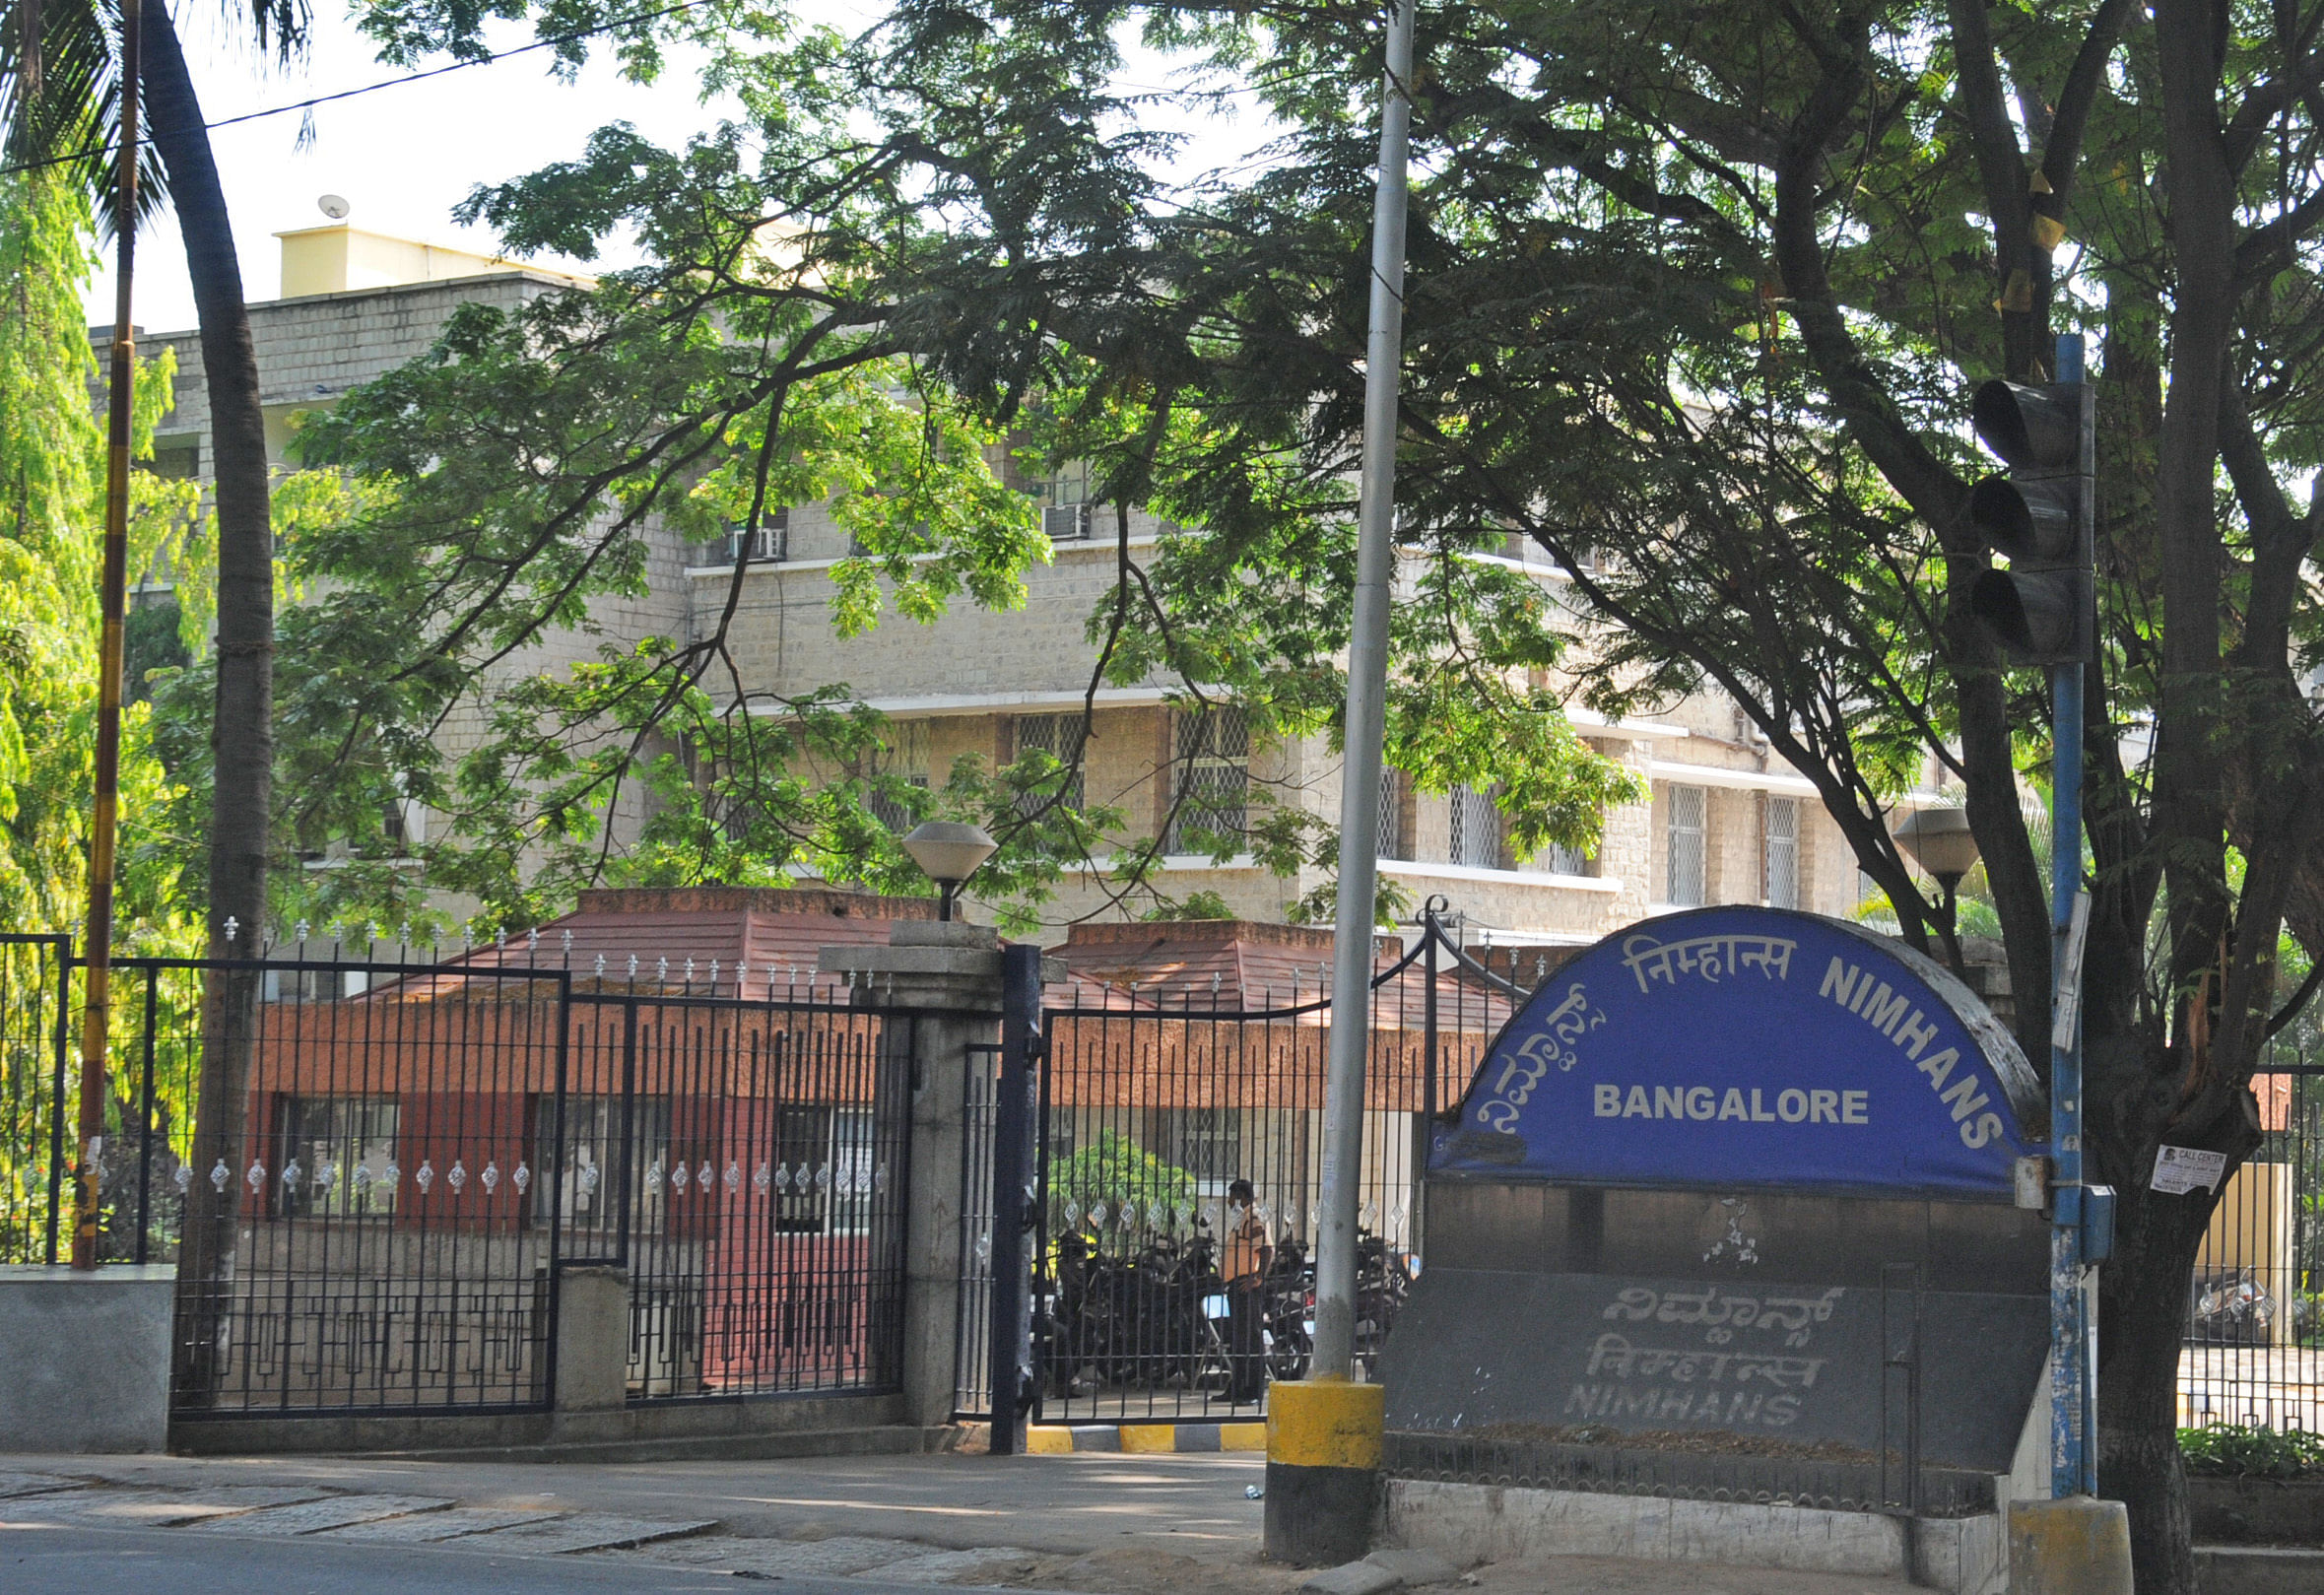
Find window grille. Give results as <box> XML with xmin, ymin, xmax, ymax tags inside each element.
<box><xmin>1376</xmin><ymin>769</ymin><xmax>1407</xmax><ymax>861</ymax></box>
<box><xmin>867</xmin><ymin>720</ymin><xmax>931</xmax><ymax>831</ymax></box>
<box><xmin>1765</xmin><ymin>796</ymin><xmax>1800</xmax><ymax>909</ymax></box>
<box><xmin>1549</xmin><ymin>839</ymin><xmax>1593</xmax><ymax>876</ymax></box>
<box><xmin>1167</xmin><ymin>707</ymin><xmax>1249</xmax><ymax>852</ymax></box>
<box><xmin>727</xmin><ymin>507</ymin><xmax>789</xmax><ymax>563</ymax></box>
<box><xmin>1665</xmin><ymin>783</ymin><xmax>1707</xmax><ymax>906</ymax></box>
<box><xmin>1448</xmin><ymin>784</ymin><xmax>1502</xmax><ymax>870</ymax></box>
<box><xmin>1170</xmin><ymin>1107</ymin><xmax>1243</xmax><ymax>1186</ymax></box>
<box><xmin>1015</xmin><ymin>713</ymin><xmax>1087</xmax><ymax>814</ymax></box>
<box><xmin>867</xmin><ymin>777</ymin><xmax>928</xmax><ymax>832</ymax></box>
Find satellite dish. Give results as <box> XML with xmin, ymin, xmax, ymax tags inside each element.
<box><xmin>317</xmin><ymin>194</ymin><xmax>351</xmax><ymax>221</ymax></box>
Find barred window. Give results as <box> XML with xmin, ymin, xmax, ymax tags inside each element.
<box><xmin>1448</xmin><ymin>784</ymin><xmax>1503</xmax><ymax>870</ymax></box>
<box><xmin>867</xmin><ymin>720</ymin><xmax>931</xmax><ymax>832</ymax></box>
<box><xmin>533</xmin><ymin>1096</ymin><xmax>672</xmax><ymax>1236</ymax></box>
<box><xmin>1665</xmin><ymin>784</ymin><xmax>1707</xmax><ymax>906</ymax></box>
<box><xmin>1169</xmin><ymin>1107</ymin><xmax>1242</xmax><ymax>1186</ymax></box>
<box><xmin>1765</xmin><ymin>796</ymin><xmax>1800</xmax><ymax>909</ymax></box>
<box><xmin>1548</xmin><ymin>837</ymin><xmax>1594</xmax><ymax>877</ymax></box>
<box><xmin>275</xmin><ymin>1097</ymin><xmax>399</xmax><ymax>1219</ymax></box>
<box><xmin>1375</xmin><ymin>769</ymin><xmax>1407</xmax><ymax>861</ymax></box>
<box><xmin>1167</xmin><ymin>707</ymin><xmax>1249</xmax><ymax>852</ymax></box>
<box><xmin>1015</xmin><ymin>713</ymin><xmax>1087</xmax><ymax>814</ymax></box>
<box><xmin>768</xmin><ymin>1106</ymin><xmax>877</xmax><ymax>1235</ymax></box>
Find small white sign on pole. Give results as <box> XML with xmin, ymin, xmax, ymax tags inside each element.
<box><xmin>2051</xmin><ymin>892</ymin><xmax>2092</xmax><ymax>1054</ymax></box>
<box><xmin>2150</xmin><ymin>1144</ymin><xmax>2227</xmax><ymax>1195</ymax></box>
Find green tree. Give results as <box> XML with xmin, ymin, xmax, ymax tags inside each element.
<box><xmin>249</xmin><ymin>0</ymin><xmax>1629</xmax><ymax>939</ymax></box>
<box><xmin>942</xmin><ymin>2</ymin><xmax>2322</xmax><ymax>1586</ymax></box>
<box><xmin>6</xmin><ymin>0</ymin><xmax>316</xmax><ymax>1398</ymax></box>
<box><xmin>0</xmin><ymin>166</ymin><xmax>200</xmax><ymax>1252</ymax></box>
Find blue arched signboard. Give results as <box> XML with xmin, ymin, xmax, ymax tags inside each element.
<box><xmin>1431</xmin><ymin>907</ymin><xmax>2043</xmax><ymax>1200</ymax></box>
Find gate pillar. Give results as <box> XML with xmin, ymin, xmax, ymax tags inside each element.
<box><xmin>823</xmin><ymin>922</ymin><xmax>1008</xmax><ymax>1431</ymax></box>
<box><xmin>551</xmin><ymin>1262</ymin><xmax>631</xmax><ymax>1442</ymax></box>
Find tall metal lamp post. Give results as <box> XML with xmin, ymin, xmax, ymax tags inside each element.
<box><xmin>1892</xmin><ymin>807</ymin><xmax>1981</xmax><ymax>923</ymax></box>
<box><xmin>900</xmin><ymin>822</ymin><xmax>997</xmax><ymax>922</ymax></box>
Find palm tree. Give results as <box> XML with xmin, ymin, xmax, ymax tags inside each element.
<box><xmin>5</xmin><ymin>0</ymin><xmax>288</xmax><ymax>1403</ymax></box>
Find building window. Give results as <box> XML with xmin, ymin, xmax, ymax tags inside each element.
<box><xmin>1014</xmin><ymin>713</ymin><xmax>1087</xmax><ymax>814</ymax></box>
<box><xmin>766</xmin><ymin>1106</ymin><xmax>876</xmax><ymax>1234</ymax></box>
<box><xmin>1765</xmin><ymin>796</ymin><xmax>1800</xmax><ymax>909</ymax></box>
<box><xmin>1665</xmin><ymin>783</ymin><xmax>1707</xmax><ymax>906</ymax></box>
<box><xmin>533</xmin><ymin>1095</ymin><xmax>672</xmax><ymax>1235</ymax></box>
<box><xmin>1167</xmin><ymin>706</ymin><xmax>1249</xmax><ymax>852</ymax></box>
<box><xmin>1376</xmin><ymin>769</ymin><xmax>1407</xmax><ymax>861</ymax></box>
<box><xmin>143</xmin><ymin>441</ymin><xmax>200</xmax><ymax>480</ymax></box>
<box><xmin>1448</xmin><ymin>784</ymin><xmax>1502</xmax><ymax>870</ymax></box>
<box><xmin>274</xmin><ymin>1096</ymin><xmax>399</xmax><ymax>1219</ymax></box>
<box><xmin>728</xmin><ymin>507</ymin><xmax>789</xmax><ymax>563</ymax></box>
<box><xmin>1548</xmin><ymin>837</ymin><xmax>1594</xmax><ymax>877</ymax></box>
<box><xmin>1168</xmin><ymin>1107</ymin><xmax>1242</xmax><ymax>1189</ymax></box>
<box><xmin>866</xmin><ymin>720</ymin><xmax>931</xmax><ymax>832</ymax></box>
<box><xmin>1042</xmin><ymin>461</ymin><xmax>1094</xmax><ymax>541</ymax></box>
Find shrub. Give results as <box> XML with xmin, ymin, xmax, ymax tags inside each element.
<box><xmin>2179</xmin><ymin>1425</ymin><xmax>2324</xmax><ymax>1479</ymax></box>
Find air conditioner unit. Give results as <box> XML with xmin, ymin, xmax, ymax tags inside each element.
<box><xmin>729</xmin><ymin>508</ymin><xmax>789</xmax><ymax>563</ymax></box>
<box><xmin>1043</xmin><ymin>503</ymin><xmax>1092</xmax><ymax>542</ymax></box>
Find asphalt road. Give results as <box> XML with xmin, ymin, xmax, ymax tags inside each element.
<box><xmin>1</xmin><ymin>1520</ymin><xmax>914</xmax><ymax>1595</ymax></box>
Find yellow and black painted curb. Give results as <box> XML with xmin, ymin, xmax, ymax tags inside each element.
<box><xmin>1024</xmin><ymin>1421</ymin><xmax>1268</xmax><ymax>1454</ymax></box>
<box><xmin>1263</xmin><ymin>1379</ymin><xmax>1384</xmax><ymax>1566</ymax></box>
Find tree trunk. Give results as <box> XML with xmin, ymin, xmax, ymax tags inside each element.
<box><xmin>2097</xmin><ymin>1168</ymin><xmax>2214</xmax><ymax>1595</ymax></box>
<box><xmin>144</xmin><ymin>0</ymin><xmax>274</xmax><ymax>1407</ymax></box>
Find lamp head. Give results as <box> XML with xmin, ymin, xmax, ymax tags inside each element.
<box><xmin>1891</xmin><ymin>806</ymin><xmax>1981</xmax><ymax>888</ymax></box>
<box><xmin>900</xmin><ymin>821</ymin><xmax>998</xmax><ymax>919</ymax></box>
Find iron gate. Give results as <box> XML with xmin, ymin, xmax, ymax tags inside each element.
<box><xmin>0</xmin><ymin>935</ymin><xmax>915</xmax><ymax>1420</ymax></box>
<box><xmin>954</xmin><ymin>910</ymin><xmax>1516</xmax><ymax>1423</ymax></box>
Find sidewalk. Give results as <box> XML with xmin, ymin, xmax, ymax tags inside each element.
<box><xmin>0</xmin><ymin>1449</ymin><xmax>1915</xmax><ymax>1595</ymax></box>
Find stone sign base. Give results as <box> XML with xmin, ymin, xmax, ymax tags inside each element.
<box><xmin>0</xmin><ymin>1265</ymin><xmax>175</xmax><ymax>1453</ymax></box>
<box><xmin>1383</xmin><ymin>1478</ymin><xmax>2009</xmax><ymax>1595</ymax></box>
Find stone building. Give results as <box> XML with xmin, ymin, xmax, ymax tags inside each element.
<box><xmin>117</xmin><ymin>224</ymin><xmax>1872</xmax><ymax>952</ymax></box>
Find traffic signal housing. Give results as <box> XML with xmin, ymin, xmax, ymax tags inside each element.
<box><xmin>1966</xmin><ymin>378</ymin><xmax>2092</xmax><ymax>664</ymax></box>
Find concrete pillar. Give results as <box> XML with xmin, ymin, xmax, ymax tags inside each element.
<box><xmin>551</xmin><ymin>1262</ymin><xmax>630</xmax><ymax>1442</ymax></box>
<box><xmin>821</xmin><ymin>922</ymin><xmax>1010</xmax><ymax>1430</ymax></box>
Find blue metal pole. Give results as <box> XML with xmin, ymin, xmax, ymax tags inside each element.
<box><xmin>2048</xmin><ymin>332</ymin><xmax>2090</xmax><ymax>1498</ymax></box>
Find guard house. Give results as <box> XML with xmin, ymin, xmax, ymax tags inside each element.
<box><xmin>1378</xmin><ymin>907</ymin><xmax>2054</xmax><ymax>1595</ymax></box>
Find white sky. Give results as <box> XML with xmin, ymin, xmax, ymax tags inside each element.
<box><xmin>85</xmin><ymin>3</ymin><xmax>1282</xmax><ymax>334</ymax></box>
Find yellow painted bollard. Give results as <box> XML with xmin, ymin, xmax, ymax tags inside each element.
<box><xmin>1263</xmin><ymin>1378</ymin><xmax>1384</xmax><ymax>1566</ymax></box>
<box><xmin>2008</xmin><ymin>1497</ymin><xmax>2134</xmax><ymax>1595</ymax></box>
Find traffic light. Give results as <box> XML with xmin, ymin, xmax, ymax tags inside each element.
<box><xmin>1966</xmin><ymin>376</ymin><xmax>2092</xmax><ymax>663</ymax></box>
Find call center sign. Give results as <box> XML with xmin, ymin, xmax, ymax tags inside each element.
<box><xmin>1431</xmin><ymin>907</ymin><xmax>2044</xmax><ymax>1200</ymax></box>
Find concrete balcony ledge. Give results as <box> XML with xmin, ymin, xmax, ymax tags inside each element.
<box><xmin>1382</xmin><ymin>861</ymin><xmax>1626</xmax><ymax>893</ymax></box>
<box><xmin>0</xmin><ymin>1264</ymin><xmax>176</xmax><ymax>1453</ymax></box>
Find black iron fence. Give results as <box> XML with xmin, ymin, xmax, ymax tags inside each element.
<box><xmin>991</xmin><ymin>913</ymin><xmax>1515</xmax><ymax>1423</ymax></box>
<box><xmin>564</xmin><ymin>985</ymin><xmax>912</xmax><ymax>1402</ymax></box>
<box><xmin>2181</xmin><ymin>1045</ymin><xmax>2323</xmax><ymax>1434</ymax></box>
<box><xmin>0</xmin><ymin>934</ymin><xmax>917</xmax><ymax>1421</ymax></box>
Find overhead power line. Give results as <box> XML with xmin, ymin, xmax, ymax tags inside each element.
<box><xmin>1</xmin><ymin>0</ymin><xmax>718</xmax><ymax>179</ymax></box>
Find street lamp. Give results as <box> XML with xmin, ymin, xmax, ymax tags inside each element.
<box><xmin>1891</xmin><ymin>806</ymin><xmax>1981</xmax><ymax>919</ymax></box>
<box><xmin>900</xmin><ymin>821</ymin><xmax>997</xmax><ymax>922</ymax></box>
